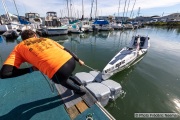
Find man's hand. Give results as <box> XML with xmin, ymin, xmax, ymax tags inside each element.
<box><xmin>78</xmin><ymin>60</ymin><xmax>84</xmax><ymax>66</ymax></box>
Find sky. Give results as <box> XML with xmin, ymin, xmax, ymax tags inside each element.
<box><xmin>0</xmin><ymin>0</ymin><xmax>180</xmax><ymax>18</ymax></box>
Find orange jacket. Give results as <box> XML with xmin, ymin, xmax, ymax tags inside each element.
<box><xmin>3</xmin><ymin>37</ymin><xmax>72</xmax><ymax>79</ymax></box>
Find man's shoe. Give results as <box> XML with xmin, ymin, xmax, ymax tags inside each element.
<box><xmin>74</xmin><ymin>86</ymin><xmax>86</xmax><ymax>95</ymax></box>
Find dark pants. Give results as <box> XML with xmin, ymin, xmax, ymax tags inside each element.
<box><xmin>51</xmin><ymin>57</ymin><xmax>80</xmax><ymax>91</ymax></box>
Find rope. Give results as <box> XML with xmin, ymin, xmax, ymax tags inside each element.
<box><xmin>84</xmin><ymin>64</ymin><xmax>98</xmax><ymax>71</ymax></box>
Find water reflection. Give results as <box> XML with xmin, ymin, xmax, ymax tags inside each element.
<box><xmin>48</xmin><ymin>35</ymin><xmax>68</xmax><ymax>43</ymax></box>
<box><xmin>70</xmin><ymin>35</ymin><xmax>80</xmax><ymax>44</ymax></box>
<box><xmin>96</xmin><ymin>31</ymin><xmax>111</xmax><ymax>39</ymax></box>
<box><xmin>1</xmin><ymin>27</ymin><xmax>180</xmax><ymax>120</ymax></box>
<box><xmin>149</xmin><ymin>26</ymin><xmax>180</xmax><ymax>35</ymax></box>
<box><xmin>172</xmin><ymin>98</ymin><xmax>180</xmax><ymax>113</ymax></box>
<box><xmin>1</xmin><ymin>36</ymin><xmax>17</xmax><ymax>43</ymax></box>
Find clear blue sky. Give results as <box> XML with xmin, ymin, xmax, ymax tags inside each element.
<box><xmin>0</xmin><ymin>0</ymin><xmax>180</xmax><ymax>18</ymax></box>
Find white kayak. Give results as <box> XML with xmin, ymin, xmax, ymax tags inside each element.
<box><xmin>102</xmin><ymin>35</ymin><xmax>150</xmax><ymax>79</ymax></box>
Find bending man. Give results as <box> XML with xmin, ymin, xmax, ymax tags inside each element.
<box><xmin>0</xmin><ymin>29</ymin><xmax>86</xmax><ymax>94</ymax></box>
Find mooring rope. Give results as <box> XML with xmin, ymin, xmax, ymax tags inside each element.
<box><xmin>84</xmin><ymin>64</ymin><xmax>98</xmax><ymax>71</ymax></box>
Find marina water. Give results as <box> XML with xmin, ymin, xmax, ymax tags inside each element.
<box><xmin>0</xmin><ymin>26</ymin><xmax>180</xmax><ymax>120</ymax></box>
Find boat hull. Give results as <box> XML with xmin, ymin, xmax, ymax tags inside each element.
<box><xmin>102</xmin><ymin>50</ymin><xmax>147</xmax><ymax>79</ymax></box>
<box><xmin>102</xmin><ymin>35</ymin><xmax>150</xmax><ymax>79</ymax></box>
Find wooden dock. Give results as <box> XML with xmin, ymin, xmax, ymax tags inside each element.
<box><xmin>55</xmin><ymin>83</ymin><xmax>97</xmax><ymax>119</ymax></box>
<box><xmin>55</xmin><ymin>83</ymin><xmax>115</xmax><ymax>120</ymax></box>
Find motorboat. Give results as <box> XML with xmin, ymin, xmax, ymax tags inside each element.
<box><xmin>42</xmin><ymin>11</ymin><xmax>68</xmax><ymax>36</ymax></box>
<box><xmin>2</xmin><ymin>29</ymin><xmax>19</xmax><ymax>39</ymax></box>
<box><xmin>102</xmin><ymin>35</ymin><xmax>150</xmax><ymax>79</ymax></box>
<box><xmin>93</xmin><ymin>20</ymin><xmax>113</xmax><ymax>31</ymax></box>
<box><xmin>110</xmin><ymin>22</ymin><xmax>123</xmax><ymax>30</ymax></box>
<box><xmin>79</xmin><ymin>20</ymin><xmax>93</xmax><ymax>32</ymax></box>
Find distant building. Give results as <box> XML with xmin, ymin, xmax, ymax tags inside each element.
<box><xmin>162</xmin><ymin>13</ymin><xmax>180</xmax><ymax>22</ymax></box>
<box><xmin>115</xmin><ymin>16</ymin><xmax>129</xmax><ymax>22</ymax></box>
<box><xmin>134</xmin><ymin>16</ymin><xmax>152</xmax><ymax>23</ymax></box>
<box><xmin>97</xmin><ymin>16</ymin><xmax>110</xmax><ymax>20</ymax></box>
<box><xmin>97</xmin><ymin>16</ymin><xmax>129</xmax><ymax>23</ymax></box>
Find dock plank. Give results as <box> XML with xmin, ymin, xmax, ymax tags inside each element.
<box><xmin>55</xmin><ymin>84</ymin><xmax>82</xmax><ymax>108</ymax></box>
<box><xmin>66</xmin><ymin>105</ymin><xmax>80</xmax><ymax>120</ymax></box>
<box><xmin>55</xmin><ymin>83</ymin><xmax>97</xmax><ymax>108</ymax></box>
<box><xmin>81</xmin><ymin>86</ymin><xmax>97</xmax><ymax>107</ymax></box>
<box><xmin>75</xmin><ymin>101</ymin><xmax>88</xmax><ymax>113</ymax></box>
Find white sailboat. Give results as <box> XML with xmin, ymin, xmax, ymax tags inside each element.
<box><xmin>79</xmin><ymin>20</ymin><xmax>93</xmax><ymax>32</ymax></box>
<box><xmin>68</xmin><ymin>23</ymin><xmax>83</xmax><ymax>33</ymax></box>
<box><xmin>0</xmin><ymin>0</ymin><xmax>20</xmax><ymax>37</ymax></box>
<box><xmin>102</xmin><ymin>35</ymin><xmax>150</xmax><ymax>79</ymax></box>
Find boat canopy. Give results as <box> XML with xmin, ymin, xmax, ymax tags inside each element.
<box><xmin>18</xmin><ymin>16</ymin><xmax>31</xmax><ymax>24</ymax></box>
<box><xmin>25</xmin><ymin>13</ymin><xmax>40</xmax><ymax>19</ymax></box>
<box><xmin>69</xmin><ymin>20</ymin><xmax>79</xmax><ymax>24</ymax></box>
<box><xmin>93</xmin><ymin>20</ymin><xmax>109</xmax><ymax>25</ymax></box>
<box><xmin>46</xmin><ymin>12</ymin><xmax>57</xmax><ymax>17</ymax></box>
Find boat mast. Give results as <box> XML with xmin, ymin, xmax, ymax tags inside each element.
<box><xmin>77</xmin><ymin>10</ymin><xmax>79</xmax><ymax>19</ymax></box>
<box><xmin>66</xmin><ymin>0</ymin><xmax>69</xmax><ymax>19</ymax></box>
<box><xmin>118</xmin><ymin>0</ymin><xmax>121</xmax><ymax>17</ymax></box>
<box><xmin>90</xmin><ymin>0</ymin><xmax>94</xmax><ymax>20</ymax></box>
<box><xmin>69</xmin><ymin>0</ymin><xmax>72</xmax><ymax>18</ymax></box>
<box><xmin>60</xmin><ymin>9</ymin><xmax>63</xmax><ymax>18</ymax></box>
<box><xmin>1</xmin><ymin>0</ymin><xmax>11</xmax><ymax>22</ymax></box>
<box><xmin>12</xmin><ymin>0</ymin><xmax>19</xmax><ymax>16</ymax></box>
<box><xmin>122</xmin><ymin>0</ymin><xmax>127</xmax><ymax>22</ymax></box>
<box><xmin>137</xmin><ymin>7</ymin><xmax>140</xmax><ymax>17</ymax></box>
<box><xmin>81</xmin><ymin>0</ymin><xmax>84</xmax><ymax>20</ymax></box>
<box><xmin>126</xmin><ymin>0</ymin><xmax>130</xmax><ymax>17</ymax></box>
<box><xmin>130</xmin><ymin>0</ymin><xmax>136</xmax><ymax>18</ymax></box>
<box><xmin>95</xmin><ymin>0</ymin><xmax>97</xmax><ymax>18</ymax></box>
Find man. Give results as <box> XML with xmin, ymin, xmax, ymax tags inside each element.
<box><xmin>0</xmin><ymin>29</ymin><xmax>86</xmax><ymax>94</ymax></box>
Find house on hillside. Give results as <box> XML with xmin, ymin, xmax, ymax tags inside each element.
<box><xmin>115</xmin><ymin>16</ymin><xmax>129</xmax><ymax>22</ymax></box>
<box><xmin>134</xmin><ymin>16</ymin><xmax>152</xmax><ymax>23</ymax></box>
<box><xmin>97</xmin><ymin>16</ymin><xmax>129</xmax><ymax>23</ymax></box>
<box><xmin>162</xmin><ymin>13</ymin><xmax>180</xmax><ymax>22</ymax></box>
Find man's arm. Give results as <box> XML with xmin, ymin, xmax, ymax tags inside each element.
<box><xmin>0</xmin><ymin>65</ymin><xmax>33</xmax><ymax>79</ymax></box>
<box><xmin>64</xmin><ymin>48</ymin><xmax>84</xmax><ymax>66</ymax></box>
<box><xmin>64</xmin><ymin>48</ymin><xmax>79</xmax><ymax>61</ymax></box>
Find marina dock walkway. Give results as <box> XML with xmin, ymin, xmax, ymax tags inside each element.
<box><xmin>0</xmin><ymin>71</ymin><xmax>115</xmax><ymax>120</ymax></box>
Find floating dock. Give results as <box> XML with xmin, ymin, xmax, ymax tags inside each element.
<box><xmin>55</xmin><ymin>83</ymin><xmax>116</xmax><ymax>120</ymax></box>
<box><xmin>0</xmin><ymin>71</ymin><xmax>116</xmax><ymax>120</ymax></box>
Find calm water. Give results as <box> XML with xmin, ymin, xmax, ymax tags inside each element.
<box><xmin>0</xmin><ymin>27</ymin><xmax>180</xmax><ymax>120</ymax></box>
